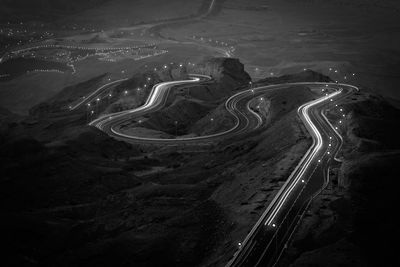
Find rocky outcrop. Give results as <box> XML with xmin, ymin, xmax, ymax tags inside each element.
<box><xmin>194</xmin><ymin>57</ymin><xmax>251</xmax><ymax>94</ymax></box>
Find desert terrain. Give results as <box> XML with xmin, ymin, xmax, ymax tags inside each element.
<box><xmin>1</xmin><ymin>0</ymin><xmax>399</xmax><ymax>266</ymax></box>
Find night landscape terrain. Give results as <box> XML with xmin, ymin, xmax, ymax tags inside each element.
<box><xmin>1</xmin><ymin>1</ymin><xmax>399</xmax><ymax>266</ymax></box>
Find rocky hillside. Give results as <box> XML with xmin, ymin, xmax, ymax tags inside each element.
<box><xmin>0</xmin><ymin>64</ymin><xmax>358</xmax><ymax>267</ymax></box>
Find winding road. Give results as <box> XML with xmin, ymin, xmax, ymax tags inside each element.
<box><xmin>89</xmin><ymin>74</ymin><xmax>262</xmax><ymax>144</ymax></box>
<box><xmin>227</xmin><ymin>83</ymin><xmax>358</xmax><ymax>267</ymax></box>
<box><xmin>88</xmin><ymin>74</ymin><xmax>357</xmax><ymax>266</ymax></box>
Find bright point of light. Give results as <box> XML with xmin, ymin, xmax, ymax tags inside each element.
<box><xmin>339</xmin><ymin>120</ymin><xmax>342</xmax><ymax>123</ymax></box>
<box><xmin>327</xmin><ymin>151</ymin><xmax>330</xmax><ymax>155</ymax></box>
<box><xmin>91</xmin><ymin>111</ymin><xmax>94</xmax><ymax>114</ymax></box>
<box><xmin>96</xmin><ymin>98</ymin><xmax>100</xmax><ymax>101</ymax></box>
<box><xmin>334</xmin><ymin>70</ymin><xmax>338</xmax><ymax>73</ymax></box>
<box><xmin>335</xmin><ymin>127</ymin><xmax>338</xmax><ymax>130</ymax></box>
<box><xmin>330</xmin><ymin>99</ymin><xmax>333</xmax><ymax>102</ymax></box>
<box><xmin>301</xmin><ymin>179</ymin><xmax>305</xmax><ymax>183</ymax></box>
<box><xmin>238</xmin><ymin>242</ymin><xmax>242</xmax><ymax>246</ymax></box>
<box><xmin>318</xmin><ymin>159</ymin><xmax>321</xmax><ymax>163</ymax></box>
<box><xmin>329</xmin><ymin>68</ymin><xmax>332</xmax><ymax>71</ymax></box>
<box><xmin>340</xmin><ymin>108</ymin><xmax>343</xmax><ymax>112</ymax></box>
<box><xmin>352</xmin><ymin>73</ymin><xmax>355</xmax><ymax>76</ymax></box>
<box><xmin>329</xmin><ymin>136</ymin><xmax>332</xmax><ymax>139</ymax></box>
<box><xmin>164</xmin><ymin>65</ymin><xmax>167</xmax><ymax>69</ymax></box>
<box><xmin>124</xmin><ymin>90</ymin><xmax>128</xmax><ymax>94</ymax></box>
<box><xmin>87</xmin><ymin>103</ymin><xmax>91</xmax><ymax>107</ymax></box>
<box><xmin>272</xmin><ymin>223</ymin><xmax>276</xmax><ymax>227</ymax></box>
<box><xmin>329</xmin><ymin>143</ymin><xmax>332</xmax><ymax>147</ymax></box>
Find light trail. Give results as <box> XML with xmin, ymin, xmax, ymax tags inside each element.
<box><xmin>264</xmin><ymin>89</ymin><xmax>342</xmax><ymax>226</ymax></box>
<box><xmin>226</xmin><ymin>83</ymin><xmax>358</xmax><ymax>267</ymax></box>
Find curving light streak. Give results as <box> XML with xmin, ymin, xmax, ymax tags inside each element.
<box><xmin>264</xmin><ymin>88</ymin><xmax>342</xmax><ymax>226</ymax></box>
<box><xmin>90</xmin><ymin>75</ymin><xmax>202</xmax><ymax>128</ymax></box>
